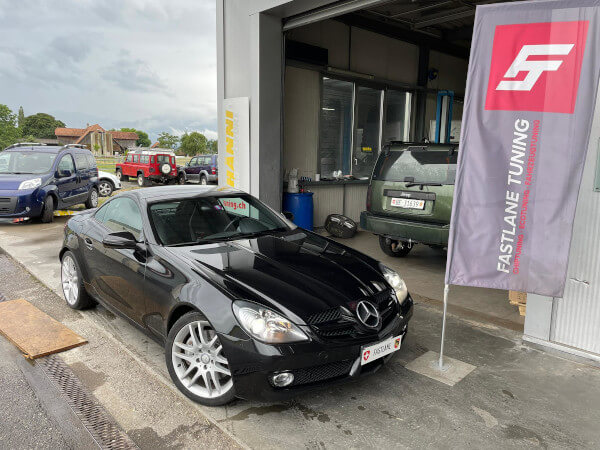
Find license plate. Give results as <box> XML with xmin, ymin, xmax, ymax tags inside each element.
<box><xmin>390</xmin><ymin>198</ymin><xmax>425</xmax><ymax>209</ymax></box>
<box><xmin>361</xmin><ymin>335</ymin><xmax>403</xmax><ymax>366</ymax></box>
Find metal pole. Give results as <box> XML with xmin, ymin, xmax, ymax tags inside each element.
<box><xmin>439</xmin><ymin>284</ymin><xmax>450</xmax><ymax>369</ymax></box>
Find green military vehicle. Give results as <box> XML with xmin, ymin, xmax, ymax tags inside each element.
<box><xmin>360</xmin><ymin>142</ymin><xmax>458</xmax><ymax>257</ymax></box>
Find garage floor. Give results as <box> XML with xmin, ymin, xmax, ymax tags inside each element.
<box><xmin>325</xmin><ymin>231</ymin><xmax>524</xmax><ymax>331</ymax></box>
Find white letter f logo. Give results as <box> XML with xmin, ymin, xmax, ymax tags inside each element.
<box><xmin>496</xmin><ymin>44</ymin><xmax>574</xmax><ymax>91</ymax></box>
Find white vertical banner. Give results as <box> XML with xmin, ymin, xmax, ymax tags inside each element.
<box><xmin>220</xmin><ymin>97</ymin><xmax>250</xmax><ymax>192</ymax></box>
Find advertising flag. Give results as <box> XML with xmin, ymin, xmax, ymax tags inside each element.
<box><xmin>446</xmin><ymin>0</ymin><xmax>600</xmax><ymax>297</ymax></box>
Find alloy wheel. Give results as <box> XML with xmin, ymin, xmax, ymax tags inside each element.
<box><xmin>200</xmin><ymin>176</ymin><xmax>207</xmax><ymax>185</ymax></box>
<box><xmin>90</xmin><ymin>189</ymin><xmax>98</xmax><ymax>207</ymax></box>
<box><xmin>98</xmin><ymin>181</ymin><xmax>112</xmax><ymax>197</ymax></box>
<box><xmin>171</xmin><ymin>320</ymin><xmax>233</xmax><ymax>399</ymax></box>
<box><xmin>61</xmin><ymin>255</ymin><xmax>79</xmax><ymax>306</ymax></box>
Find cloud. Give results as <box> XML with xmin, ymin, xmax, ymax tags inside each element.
<box><xmin>0</xmin><ymin>0</ymin><xmax>217</xmax><ymax>139</ymax></box>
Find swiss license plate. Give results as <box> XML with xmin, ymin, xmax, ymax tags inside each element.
<box><xmin>390</xmin><ymin>198</ymin><xmax>425</xmax><ymax>209</ymax></box>
<box><xmin>361</xmin><ymin>335</ymin><xmax>403</xmax><ymax>366</ymax></box>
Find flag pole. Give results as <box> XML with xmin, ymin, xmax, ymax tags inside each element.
<box><xmin>438</xmin><ymin>284</ymin><xmax>450</xmax><ymax>369</ymax></box>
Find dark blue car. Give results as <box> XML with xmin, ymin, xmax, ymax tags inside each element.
<box><xmin>0</xmin><ymin>143</ymin><xmax>99</xmax><ymax>223</ymax></box>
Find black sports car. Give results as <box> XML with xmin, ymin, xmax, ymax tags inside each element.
<box><xmin>59</xmin><ymin>186</ymin><xmax>413</xmax><ymax>406</ymax></box>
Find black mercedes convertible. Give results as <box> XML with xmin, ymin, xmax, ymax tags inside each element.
<box><xmin>59</xmin><ymin>186</ymin><xmax>413</xmax><ymax>406</ymax></box>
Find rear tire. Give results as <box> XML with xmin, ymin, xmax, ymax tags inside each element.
<box><xmin>116</xmin><ymin>169</ymin><xmax>129</xmax><ymax>182</ymax></box>
<box><xmin>378</xmin><ymin>236</ymin><xmax>413</xmax><ymax>257</ymax></box>
<box><xmin>60</xmin><ymin>251</ymin><xmax>95</xmax><ymax>310</ymax></box>
<box><xmin>40</xmin><ymin>195</ymin><xmax>54</xmax><ymax>223</ymax></box>
<box><xmin>200</xmin><ymin>175</ymin><xmax>208</xmax><ymax>185</ymax></box>
<box><xmin>85</xmin><ymin>188</ymin><xmax>99</xmax><ymax>209</ymax></box>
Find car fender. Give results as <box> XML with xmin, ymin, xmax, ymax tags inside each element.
<box><xmin>199</xmin><ymin>170</ymin><xmax>210</xmax><ymax>179</ymax></box>
<box><xmin>38</xmin><ymin>185</ymin><xmax>59</xmax><ymax>206</ymax></box>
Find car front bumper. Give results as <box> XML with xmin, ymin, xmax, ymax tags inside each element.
<box><xmin>360</xmin><ymin>211</ymin><xmax>450</xmax><ymax>246</ymax></box>
<box><xmin>221</xmin><ymin>295</ymin><xmax>413</xmax><ymax>401</ymax></box>
<box><xmin>0</xmin><ymin>190</ymin><xmax>44</xmax><ymax>218</ymax></box>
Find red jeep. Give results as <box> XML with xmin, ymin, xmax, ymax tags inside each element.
<box><xmin>116</xmin><ymin>149</ymin><xmax>180</xmax><ymax>187</ymax></box>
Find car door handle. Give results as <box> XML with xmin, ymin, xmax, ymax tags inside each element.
<box><xmin>84</xmin><ymin>237</ymin><xmax>93</xmax><ymax>250</ymax></box>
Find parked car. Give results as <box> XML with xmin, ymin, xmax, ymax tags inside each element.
<box><xmin>115</xmin><ymin>148</ymin><xmax>178</xmax><ymax>187</ymax></box>
<box><xmin>98</xmin><ymin>170</ymin><xmax>122</xmax><ymax>197</ymax></box>
<box><xmin>0</xmin><ymin>143</ymin><xmax>99</xmax><ymax>223</ymax></box>
<box><xmin>59</xmin><ymin>186</ymin><xmax>413</xmax><ymax>405</ymax></box>
<box><xmin>184</xmin><ymin>154</ymin><xmax>218</xmax><ymax>185</ymax></box>
<box><xmin>361</xmin><ymin>142</ymin><xmax>458</xmax><ymax>257</ymax></box>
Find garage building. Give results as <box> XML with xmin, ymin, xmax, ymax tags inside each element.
<box><xmin>217</xmin><ymin>0</ymin><xmax>600</xmax><ymax>364</ymax></box>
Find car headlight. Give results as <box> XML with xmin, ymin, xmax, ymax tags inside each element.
<box><xmin>232</xmin><ymin>301</ymin><xmax>308</xmax><ymax>344</ymax></box>
<box><xmin>18</xmin><ymin>178</ymin><xmax>42</xmax><ymax>190</ymax></box>
<box><xmin>380</xmin><ymin>264</ymin><xmax>408</xmax><ymax>304</ymax></box>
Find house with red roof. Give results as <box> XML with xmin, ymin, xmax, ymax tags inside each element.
<box><xmin>55</xmin><ymin>124</ymin><xmax>138</xmax><ymax>156</ymax></box>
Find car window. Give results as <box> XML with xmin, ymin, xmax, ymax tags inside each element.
<box><xmin>133</xmin><ymin>155</ymin><xmax>140</xmax><ymax>163</ymax></box>
<box><xmin>190</xmin><ymin>157</ymin><xmax>197</xmax><ymax>165</ymax></box>
<box><xmin>141</xmin><ymin>155</ymin><xmax>149</xmax><ymax>164</ymax></box>
<box><xmin>126</xmin><ymin>154</ymin><xmax>133</xmax><ymax>162</ymax></box>
<box><xmin>100</xmin><ymin>197</ymin><xmax>143</xmax><ymax>241</ymax></box>
<box><xmin>0</xmin><ymin>151</ymin><xmax>57</xmax><ymax>174</ymax></box>
<box><xmin>94</xmin><ymin>202</ymin><xmax>109</xmax><ymax>222</ymax></box>
<box><xmin>156</xmin><ymin>155</ymin><xmax>172</xmax><ymax>164</ymax></box>
<box><xmin>58</xmin><ymin>155</ymin><xmax>75</xmax><ymax>173</ymax></box>
<box><xmin>86</xmin><ymin>154</ymin><xmax>97</xmax><ymax>169</ymax></box>
<box><xmin>372</xmin><ymin>148</ymin><xmax>458</xmax><ymax>184</ymax></box>
<box><xmin>74</xmin><ymin>154</ymin><xmax>88</xmax><ymax>170</ymax></box>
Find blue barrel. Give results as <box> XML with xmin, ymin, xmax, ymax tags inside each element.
<box><xmin>283</xmin><ymin>192</ymin><xmax>314</xmax><ymax>230</ymax></box>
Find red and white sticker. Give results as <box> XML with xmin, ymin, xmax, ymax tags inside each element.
<box><xmin>485</xmin><ymin>21</ymin><xmax>589</xmax><ymax>113</ymax></box>
<box><xmin>361</xmin><ymin>335</ymin><xmax>403</xmax><ymax>366</ymax></box>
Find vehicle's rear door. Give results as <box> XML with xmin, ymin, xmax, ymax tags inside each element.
<box><xmin>370</xmin><ymin>145</ymin><xmax>457</xmax><ymax>224</ymax></box>
<box><xmin>55</xmin><ymin>154</ymin><xmax>78</xmax><ymax>207</ymax></box>
<box><xmin>83</xmin><ymin>197</ymin><xmax>147</xmax><ymax>324</ymax></box>
<box><xmin>73</xmin><ymin>153</ymin><xmax>92</xmax><ymax>202</ymax></box>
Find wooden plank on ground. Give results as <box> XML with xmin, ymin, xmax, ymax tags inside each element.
<box><xmin>0</xmin><ymin>299</ymin><xmax>86</xmax><ymax>359</ymax></box>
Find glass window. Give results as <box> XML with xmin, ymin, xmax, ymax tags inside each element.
<box><xmin>0</xmin><ymin>151</ymin><xmax>57</xmax><ymax>174</ymax></box>
<box><xmin>86</xmin><ymin>154</ymin><xmax>97</xmax><ymax>169</ymax></box>
<box><xmin>189</xmin><ymin>157</ymin><xmax>197</xmax><ymax>166</ymax></box>
<box><xmin>353</xmin><ymin>86</ymin><xmax>382</xmax><ymax>178</ymax></box>
<box><xmin>58</xmin><ymin>155</ymin><xmax>75</xmax><ymax>173</ymax></box>
<box><xmin>126</xmin><ymin>154</ymin><xmax>133</xmax><ymax>162</ymax></box>
<box><xmin>100</xmin><ymin>197</ymin><xmax>143</xmax><ymax>240</ymax></box>
<box><xmin>149</xmin><ymin>195</ymin><xmax>288</xmax><ymax>246</ymax></box>
<box><xmin>156</xmin><ymin>154</ymin><xmax>173</xmax><ymax>164</ymax></box>
<box><xmin>141</xmin><ymin>155</ymin><xmax>149</xmax><ymax>164</ymax></box>
<box><xmin>383</xmin><ymin>90</ymin><xmax>411</xmax><ymax>145</ymax></box>
<box><xmin>74</xmin><ymin>154</ymin><xmax>89</xmax><ymax>170</ymax></box>
<box><xmin>373</xmin><ymin>147</ymin><xmax>458</xmax><ymax>184</ymax></box>
<box><xmin>318</xmin><ymin>77</ymin><xmax>354</xmax><ymax>177</ymax></box>
<box><xmin>133</xmin><ymin>155</ymin><xmax>139</xmax><ymax>163</ymax></box>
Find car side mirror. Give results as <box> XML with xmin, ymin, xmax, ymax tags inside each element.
<box><xmin>57</xmin><ymin>169</ymin><xmax>72</xmax><ymax>178</ymax></box>
<box><xmin>102</xmin><ymin>231</ymin><xmax>138</xmax><ymax>249</ymax></box>
<box><xmin>282</xmin><ymin>211</ymin><xmax>294</xmax><ymax>221</ymax></box>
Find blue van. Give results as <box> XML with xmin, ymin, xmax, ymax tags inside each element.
<box><xmin>0</xmin><ymin>143</ymin><xmax>99</xmax><ymax>223</ymax></box>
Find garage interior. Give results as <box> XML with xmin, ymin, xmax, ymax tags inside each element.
<box><xmin>280</xmin><ymin>0</ymin><xmax>523</xmax><ymax>329</ymax></box>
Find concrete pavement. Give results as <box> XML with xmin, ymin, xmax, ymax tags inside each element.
<box><xmin>1</xmin><ymin>218</ymin><xmax>599</xmax><ymax>448</ymax></box>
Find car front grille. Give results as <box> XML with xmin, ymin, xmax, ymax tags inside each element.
<box><xmin>0</xmin><ymin>197</ymin><xmax>17</xmax><ymax>215</ymax></box>
<box><xmin>307</xmin><ymin>289</ymin><xmax>398</xmax><ymax>342</ymax></box>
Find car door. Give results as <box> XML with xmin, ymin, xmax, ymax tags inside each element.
<box><xmin>73</xmin><ymin>153</ymin><xmax>92</xmax><ymax>202</ymax></box>
<box><xmin>185</xmin><ymin>157</ymin><xmax>199</xmax><ymax>182</ymax></box>
<box><xmin>55</xmin><ymin>154</ymin><xmax>78</xmax><ymax>208</ymax></box>
<box><xmin>82</xmin><ymin>197</ymin><xmax>147</xmax><ymax>324</ymax></box>
<box><xmin>198</xmin><ymin>155</ymin><xmax>210</xmax><ymax>178</ymax></box>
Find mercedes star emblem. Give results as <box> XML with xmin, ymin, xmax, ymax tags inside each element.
<box><xmin>356</xmin><ymin>300</ymin><xmax>380</xmax><ymax>328</ymax></box>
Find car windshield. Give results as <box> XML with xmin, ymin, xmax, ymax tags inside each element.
<box><xmin>372</xmin><ymin>148</ymin><xmax>458</xmax><ymax>184</ymax></box>
<box><xmin>149</xmin><ymin>195</ymin><xmax>289</xmax><ymax>246</ymax></box>
<box><xmin>0</xmin><ymin>151</ymin><xmax>57</xmax><ymax>174</ymax></box>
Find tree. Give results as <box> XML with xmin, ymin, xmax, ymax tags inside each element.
<box><xmin>179</xmin><ymin>132</ymin><xmax>208</xmax><ymax>156</ymax></box>
<box><xmin>0</xmin><ymin>104</ymin><xmax>22</xmax><ymax>149</ymax></box>
<box><xmin>157</xmin><ymin>132</ymin><xmax>179</xmax><ymax>150</ymax></box>
<box><xmin>119</xmin><ymin>127</ymin><xmax>151</xmax><ymax>147</ymax></box>
<box><xmin>21</xmin><ymin>113</ymin><xmax>66</xmax><ymax>139</ymax></box>
<box><xmin>17</xmin><ymin>106</ymin><xmax>25</xmax><ymax>129</ymax></box>
<box><xmin>207</xmin><ymin>139</ymin><xmax>218</xmax><ymax>153</ymax></box>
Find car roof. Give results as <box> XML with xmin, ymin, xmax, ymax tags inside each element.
<box><xmin>125</xmin><ymin>185</ymin><xmax>244</xmax><ymax>202</ymax></box>
<box><xmin>5</xmin><ymin>145</ymin><xmax>63</xmax><ymax>153</ymax></box>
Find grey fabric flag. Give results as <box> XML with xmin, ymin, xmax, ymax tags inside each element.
<box><xmin>446</xmin><ymin>0</ymin><xmax>600</xmax><ymax>297</ymax></box>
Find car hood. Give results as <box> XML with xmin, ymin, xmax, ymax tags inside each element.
<box><xmin>166</xmin><ymin>230</ymin><xmax>389</xmax><ymax>322</ymax></box>
<box><xmin>0</xmin><ymin>173</ymin><xmax>45</xmax><ymax>190</ymax></box>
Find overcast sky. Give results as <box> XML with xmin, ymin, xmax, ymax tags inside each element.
<box><xmin>0</xmin><ymin>0</ymin><xmax>217</xmax><ymax>142</ymax></box>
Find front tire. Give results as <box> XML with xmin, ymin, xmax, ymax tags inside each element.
<box><xmin>166</xmin><ymin>312</ymin><xmax>235</xmax><ymax>406</ymax></box>
<box><xmin>98</xmin><ymin>180</ymin><xmax>114</xmax><ymax>197</ymax></box>
<box><xmin>40</xmin><ymin>195</ymin><xmax>54</xmax><ymax>223</ymax></box>
<box><xmin>378</xmin><ymin>236</ymin><xmax>413</xmax><ymax>257</ymax></box>
<box><xmin>61</xmin><ymin>251</ymin><xmax>95</xmax><ymax>310</ymax></box>
<box><xmin>178</xmin><ymin>173</ymin><xmax>186</xmax><ymax>185</ymax></box>
<box><xmin>85</xmin><ymin>188</ymin><xmax>99</xmax><ymax>209</ymax></box>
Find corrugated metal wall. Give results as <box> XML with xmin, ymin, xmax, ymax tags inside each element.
<box><xmin>550</xmin><ymin>90</ymin><xmax>600</xmax><ymax>356</ymax></box>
